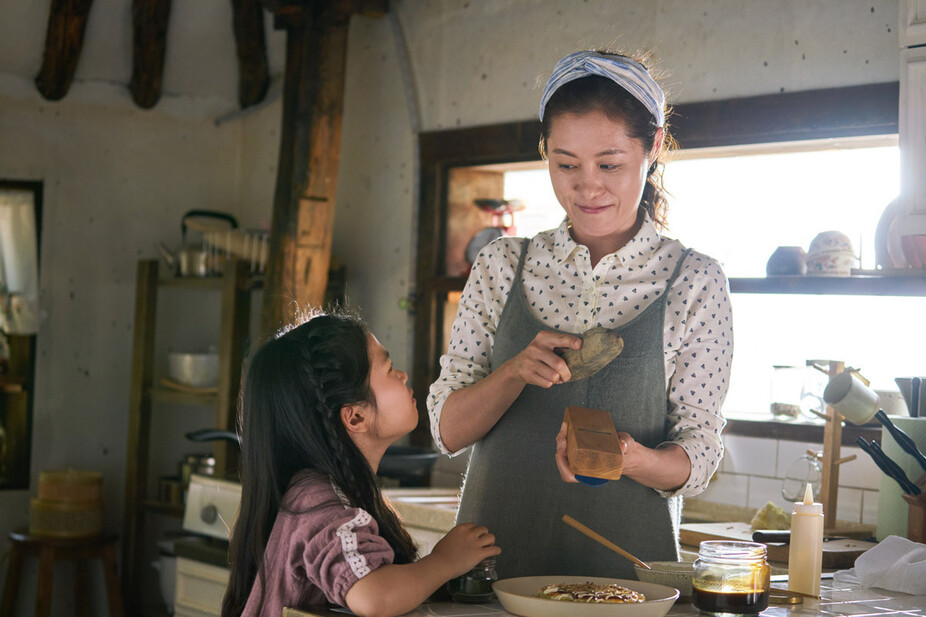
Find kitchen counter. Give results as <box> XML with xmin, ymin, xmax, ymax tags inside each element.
<box><xmin>283</xmin><ymin>579</ymin><xmax>926</xmax><ymax>616</ymax></box>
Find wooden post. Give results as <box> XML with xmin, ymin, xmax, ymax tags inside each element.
<box><xmin>121</xmin><ymin>260</ymin><xmax>158</xmax><ymax>613</ymax></box>
<box><xmin>259</xmin><ymin>0</ymin><xmax>386</xmax><ymax>336</ymax></box>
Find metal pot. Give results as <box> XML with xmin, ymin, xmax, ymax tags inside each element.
<box><xmin>158</xmin><ymin>210</ymin><xmax>238</xmax><ymax>277</ymax></box>
<box><xmin>179</xmin><ymin>453</ymin><xmax>215</xmax><ymax>489</ymax></box>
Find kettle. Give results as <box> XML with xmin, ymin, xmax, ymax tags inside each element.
<box><xmin>158</xmin><ymin>210</ymin><xmax>237</xmax><ymax>277</ymax></box>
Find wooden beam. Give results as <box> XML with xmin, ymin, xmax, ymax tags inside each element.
<box><xmin>261</xmin><ymin>1</ymin><xmax>378</xmax><ymax>334</ymax></box>
<box><xmin>34</xmin><ymin>0</ymin><xmax>95</xmax><ymax>101</ymax></box>
<box><xmin>230</xmin><ymin>0</ymin><xmax>270</xmax><ymax>108</ymax></box>
<box><xmin>130</xmin><ymin>0</ymin><xmax>172</xmax><ymax>109</ymax></box>
<box><xmin>260</xmin><ymin>0</ymin><xmax>387</xmax><ymax>18</ymax></box>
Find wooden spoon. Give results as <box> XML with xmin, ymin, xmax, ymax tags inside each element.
<box><xmin>562</xmin><ymin>514</ymin><xmax>651</xmax><ymax>570</ymax></box>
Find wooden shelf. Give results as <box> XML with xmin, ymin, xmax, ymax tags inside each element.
<box><xmin>150</xmin><ymin>386</ymin><xmax>217</xmax><ymax>406</ymax></box>
<box><xmin>723</xmin><ymin>415</ymin><xmax>881</xmax><ymax>447</ymax></box>
<box><xmin>729</xmin><ymin>272</ymin><xmax>926</xmax><ymax>296</ymax></box>
<box><xmin>124</xmin><ymin>259</ymin><xmax>254</xmax><ymax>615</ymax></box>
<box><xmin>158</xmin><ymin>272</ymin><xmax>263</xmax><ymax>291</ymax></box>
<box><xmin>142</xmin><ymin>498</ymin><xmax>185</xmax><ymax>518</ymax></box>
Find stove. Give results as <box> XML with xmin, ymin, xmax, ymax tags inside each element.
<box><xmin>172</xmin><ymin>474</ymin><xmax>242</xmax><ymax>617</ymax></box>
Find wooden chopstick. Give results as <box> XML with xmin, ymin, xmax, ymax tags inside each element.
<box><xmin>562</xmin><ymin>514</ymin><xmax>651</xmax><ymax>569</ymax></box>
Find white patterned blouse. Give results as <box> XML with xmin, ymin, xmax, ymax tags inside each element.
<box><xmin>427</xmin><ymin>214</ymin><xmax>733</xmax><ymax>498</ymax></box>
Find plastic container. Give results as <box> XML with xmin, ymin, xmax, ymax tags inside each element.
<box><xmin>788</xmin><ymin>483</ymin><xmax>824</xmax><ymax>597</ymax></box>
<box><xmin>691</xmin><ymin>541</ymin><xmax>770</xmax><ymax>616</ymax></box>
<box><xmin>446</xmin><ymin>557</ymin><xmax>497</xmax><ymax>603</ymax></box>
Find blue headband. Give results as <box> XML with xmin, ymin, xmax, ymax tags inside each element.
<box><xmin>539</xmin><ymin>51</ymin><xmax>665</xmax><ymax>127</ymax></box>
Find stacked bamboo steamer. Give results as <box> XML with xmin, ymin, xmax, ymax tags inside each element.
<box><xmin>29</xmin><ymin>469</ymin><xmax>103</xmax><ymax>537</ymax></box>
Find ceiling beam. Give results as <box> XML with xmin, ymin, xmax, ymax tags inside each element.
<box><xmin>130</xmin><ymin>0</ymin><xmax>172</xmax><ymax>109</ymax></box>
<box><xmin>35</xmin><ymin>0</ymin><xmax>95</xmax><ymax>101</ymax></box>
<box><xmin>231</xmin><ymin>0</ymin><xmax>270</xmax><ymax>108</ymax></box>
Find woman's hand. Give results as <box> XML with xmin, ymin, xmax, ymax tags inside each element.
<box><xmin>555</xmin><ymin>422</ymin><xmax>689</xmax><ymax>491</ymax></box>
<box><xmin>429</xmin><ymin>523</ymin><xmax>501</xmax><ymax>579</ymax></box>
<box><xmin>555</xmin><ymin>422</ymin><xmax>634</xmax><ymax>483</ymax></box>
<box><xmin>437</xmin><ymin>330</ymin><xmax>581</xmax><ymax>453</ymax></box>
<box><xmin>503</xmin><ymin>330</ymin><xmax>582</xmax><ymax>388</ymax></box>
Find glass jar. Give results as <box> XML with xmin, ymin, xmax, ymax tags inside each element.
<box><xmin>446</xmin><ymin>557</ymin><xmax>497</xmax><ymax>603</ymax></box>
<box><xmin>691</xmin><ymin>541</ymin><xmax>770</xmax><ymax>616</ymax></box>
<box><xmin>770</xmin><ymin>365</ymin><xmax>802</xmax><ymax>419</ymax></box>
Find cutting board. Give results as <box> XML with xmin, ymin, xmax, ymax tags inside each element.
<box><xmin>679</xmin><ymin>522</ymin><xmax>876</xmax><ymax>569</ymax></box>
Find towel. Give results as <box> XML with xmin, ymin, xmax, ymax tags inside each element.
<box><xmin>833</xmin><ymin>535</ymin><xmax>926</xmax><ymax>595</ymax></box>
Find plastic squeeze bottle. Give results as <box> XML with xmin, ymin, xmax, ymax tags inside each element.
<box><xmin>788</xmin><ymin>483</ymin><xmax>824</xmax><ymax>597</ymax></box>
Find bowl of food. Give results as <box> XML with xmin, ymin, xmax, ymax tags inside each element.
<box><xmin>493</xmin><ymin>575</ymin><xmax>679</xmax><ymax>617</ymax></box>
<box><xmin>633</xmin><ymin>561</ymin><xmax>694</xmax><ymax>600</ymax></box>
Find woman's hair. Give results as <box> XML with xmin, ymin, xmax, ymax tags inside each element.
<box><xmin>539</xmin><ymin>54</ymin><xmax>675</xmax><ymax>230</ymax></box>
<box><xmin>221</xmin><ymin>312</ymin><xmax>418</xmax><ymax>617</ymax></box>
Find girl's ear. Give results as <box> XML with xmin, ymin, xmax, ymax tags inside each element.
<box><xmin>340</xmin><ymin>404</ymin><xmax>370</xmax><ymax>435</ymax></box>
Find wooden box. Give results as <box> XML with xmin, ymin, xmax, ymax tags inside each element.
<box><xmin>563</xmin><ymin>406</ymin><xmax>623</xmax><ymax>480</ymax></box>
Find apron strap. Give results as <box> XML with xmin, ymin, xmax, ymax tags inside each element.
<box><xmin>513</xmin><ymin>238</ymin><xmax>530</xmax><ymax>284</ymax></box>
<box><xmin>665</xmin><ymin>248</ymin><xmax>692</xmax><ymax>291</ymax></box>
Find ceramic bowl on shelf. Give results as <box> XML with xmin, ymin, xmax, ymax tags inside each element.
<box><xmin>805</xmin><ymin>251</ymin><xmax>857</xmax><ymax>277</ymax></box>
<box><xmin>766</xmin><ymin>246</ymin><xmax>807</xmax><ymax>275</ymax></box>
<box><xmin>808</xmin><ymin>230</ymin><xmax>854</xmax><ymax>257</ymax></box>
<box><xmin>167</xmin><ymin>351</ymin><xmax>219</xmax><ymax>387</ymax></box>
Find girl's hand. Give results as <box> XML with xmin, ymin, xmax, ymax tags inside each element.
<box><xmin>504</xmin><ymin>331</ymin><xmax>581</xmax><ymax>388</ymax></box>
<box><xmin>555</xmin><ymin>422</ymin><xmax>634</xmax><ymax>483</ymax></box>
<box><xmin>430</xmin><ymin>522</ymin><xmax>501</xmax><ymax>578</ymax></box>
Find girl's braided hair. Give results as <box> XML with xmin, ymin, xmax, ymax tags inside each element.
<box><xmin>222</xmin><ymin>312</ymin><xmax>417</xmax><ymax>617</ymax></box>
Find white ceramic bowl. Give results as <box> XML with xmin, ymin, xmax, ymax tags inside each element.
<box><xmin>805</xmin><ymin>251</ymin><xmax>857</xmax><ymax>276</ymax></box>
<box><xmin>808</xmin><ymin>230</ymin><xmax>854</xmax><ymax>257</ymax></box>
<box><xmin>633</xmin><ymin>562</ymin><xmax>694</xmax><ymax>599</ymax></box>
<box><xmin>168</xmin><ymin>352</ymin><xmax>219</xmax><ymax>387</ymax></box>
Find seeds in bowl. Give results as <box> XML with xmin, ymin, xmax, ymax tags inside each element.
<box><xmin>536</xmin><ymin>581</ymin><xmax>646</xmax><ymax>603</ymax></box>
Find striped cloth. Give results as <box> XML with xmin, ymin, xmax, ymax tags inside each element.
<box><xmin>539</xmin><ymin>50</ymin><xmax>665</xmax><ymax>126</ymax></box>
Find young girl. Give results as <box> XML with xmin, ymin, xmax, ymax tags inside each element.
<box><xmin>222</xmin><ymin>312</ymin><xmax>500</xmax><ymax>617</ymax></box>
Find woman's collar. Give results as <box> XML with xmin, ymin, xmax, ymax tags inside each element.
<box><xmin>552</xmin><ymin>211</ymin><xmax>662</xmax><ymax>268</ymax></box>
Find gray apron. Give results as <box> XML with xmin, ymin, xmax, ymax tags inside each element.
<box><xmin>456</xmin><ymin>238</ymin><xmax>690</xmax><ymax>580</ymax></box>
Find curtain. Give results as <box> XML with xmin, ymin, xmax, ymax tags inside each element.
<box><xmin>0</xmin><ymin>188</ymin><xmax>39</xmax><ymax>335</ymax></box>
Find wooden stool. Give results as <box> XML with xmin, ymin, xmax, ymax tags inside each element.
<box><xmin>0</xmin><ymin>530</ymin><xmax>124</xmax><ymax>617</ymax></box>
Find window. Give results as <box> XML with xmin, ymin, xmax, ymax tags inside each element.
<box><xmin>494</xmin><ymin>137</ymin><xmax>916</xmax><ymax>417</ymax></box>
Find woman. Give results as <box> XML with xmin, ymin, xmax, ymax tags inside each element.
<box><xmin>427</xmin><ymin>50</ymin><xmax>733</xmax><ymax>579</ymax></box>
